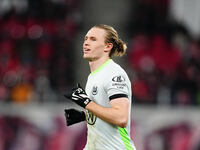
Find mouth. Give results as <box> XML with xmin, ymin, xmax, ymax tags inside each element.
<box><xmin>83</xmin><ymin>48</ymin><xmax>91</xmax><ymax>54</ymax></box>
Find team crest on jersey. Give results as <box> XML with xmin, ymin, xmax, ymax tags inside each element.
<box><xmin>85</xmin><ymin>111</ymin><xmax>97</xmax><ymax>125</ymax></box>
<box><xmin>92</xmin><ymin>86</ymin><xmax>98</xmax><ymax>95</ymax></box>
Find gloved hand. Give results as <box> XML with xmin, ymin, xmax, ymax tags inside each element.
<box><xmin>64</xmin><ymin>109</ymin><xmax>85</xmax><ymax>126</ymax></box>
<box><xmin>64</xmin><ymin>83</ymin><xmax>91</xmax><ymax>108</ymax></box>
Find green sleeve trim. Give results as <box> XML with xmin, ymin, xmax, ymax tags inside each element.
<box><xmin>118</xmin><ymin>127</ymin><xmax>134</xmax><ymax>150</ymax></box>
<box><xmin>90</xmin><ymin>59</ymin><xmax>112</xmax><ymax>76</ymax></box>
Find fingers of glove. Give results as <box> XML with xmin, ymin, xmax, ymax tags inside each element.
<box><xmin>64</xmin><ymin>93</ymin><xmax>72</xmax><ymax>99</ymax></box>
<box><xmin>72</xmin><ymin>84</ymin><xmax>82</xmax><ymax>91</ymax></box>
<box><xmin>64</xmin><ymin>86</ymin><xmax>79</xmax><ymax>99</ymax></box>
<box><xmin>64</xmin><ymin>110</ymin><xmax>74</xmax><ymax>126</ymax></box>
<box><xmin>64</xmin><ymin>109</ymin><xmax>71</xmax><ymax>120</ymax></box>
<box><xmin>65</xmin><ymin>109</ymin><xmax>81</xmax><ymax>118</ymax></box>
<box><xmin>64</xmin><ymin>109</ymin><xmax>85</xmax><ymax>126</ymax></box>
<box><xmin>76</xmin><ymin>83</ymin><xmax>86</xmax><ymax>93</ymax></box>
<box><xmin>77</xmin><ymin>83</ymin><xmax>82</xmax><ymax>89</ymax></box>
<box><xmin>68</xmin><ymin>84</ymin><xmax>86</xmax><ymax>96</ymax></box>
<box><xmin>65</xmin><ymin>108</ymin><xmax>73</xmax><ymax>113</ymax></box>
<box><xmin>65</xmin><ymin>119</ymin><xmax>72</xmax><ymax>126</ymax></box>
<box><xmin>67</xmin><ymin>119</ymin><xmax>81</xmax><ymax>126</ymax></box>
<box><xmin>64</xmin><ymin>114</ymin><xmax>71</xmax><ymax>126</ymax></box>
<box><xmin>66</xmin><ymin>120</ymin><xmax>74</xmax><ymax>126</ymax></box>
<box><xmin>65</xmin><ymin>116</ymin><xmax>81</xmax><ymax>126</ymax></box>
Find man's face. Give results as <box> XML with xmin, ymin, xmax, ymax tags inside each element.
<box><xmin>83</xmin><ymin>27</ymin><xmax>108</xmax><ymax>61</ymax></box>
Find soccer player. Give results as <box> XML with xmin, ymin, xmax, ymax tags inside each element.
<box><xmin>64</xmin><ymin>24</ymin><xmax>136</xmax><ymax>150</ymax></box>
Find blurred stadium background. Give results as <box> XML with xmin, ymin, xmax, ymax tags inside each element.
<box><xmin>0</xmin><ymin>0</ymin><xmax>200</xmax><ymax>150</ymax></box>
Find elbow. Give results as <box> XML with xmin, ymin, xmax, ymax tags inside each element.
<box><xmin>118</xmin><ymin>118</ymin><xmax>128</xmax><ymax>128</ymax></box>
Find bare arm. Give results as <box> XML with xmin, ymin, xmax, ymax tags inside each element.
<box><xmin>85</xmin><ymin>97</ymin><xmax>130</xmax><ymax>128</ymax></box>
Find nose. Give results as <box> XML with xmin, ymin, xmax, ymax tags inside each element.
<box><xmin>84</xmin><ymin>39</ymin><xmax>89</xmax><ymax>46</ymax></box>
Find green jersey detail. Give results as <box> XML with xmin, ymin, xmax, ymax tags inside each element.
<box><xmin>118</xmin><ymin>127</ymin><xmax>134</xmax><ymax>150</ymax></box>
<box><xmin>90</xmin><ymin>59</ymin><xmax>112</xmax><ymax>76</ymax></box>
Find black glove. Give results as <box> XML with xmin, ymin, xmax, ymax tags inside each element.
<box><xmin>64</xmin><ymin>83</ymin><xmax>91</xmax><ymax>108</ymax></box>
<box><xmin>64</xmin><ymin>109</ymin><xmax>85</xmax><ymax>126</ymax></box>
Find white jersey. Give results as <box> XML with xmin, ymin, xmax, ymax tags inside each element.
<box><xmin>83</xmin><ymin>59</ymin><xmax>136</xmax><ymax>150</ymax></box>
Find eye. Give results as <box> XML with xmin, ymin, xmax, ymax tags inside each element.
<box><xmin>91</xmin><ymin>37</ymin><xmax>96</xmax><ymax>41</ymax></box>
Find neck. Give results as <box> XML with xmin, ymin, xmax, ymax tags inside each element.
<box><xmin>89</xmin><ymin>57</ymin><xmax>110</xmax><ymax>73</ymax></box>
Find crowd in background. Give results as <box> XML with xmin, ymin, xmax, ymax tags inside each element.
<box><xmin>1</xmin><ymin>112</ymin><xmax>200</xmax><ymax>150</ymax></box>
<box><xmin>127</xmin><ymin>0</ymin><xmax>200</xmax><ymax>106</ymax></box>
<box><xmin>0</xmin><ymin>115</ymin><xmax>87</xmax><ymax>150</ymax></box>
<box><xmin>0</xmin><ymin>0</ymin><xmax>200</xmax><ymax>150</ymax></box>
<box><xmin>0</xmin><ymin>0</ymin><xmax>200</xmax><ymax>106</ymax></box>
<box><xmin>0</xmin><ymin>0</ymin><xmax>81</xmax><ymax>104</ymax></box>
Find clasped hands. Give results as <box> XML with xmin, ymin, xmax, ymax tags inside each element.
<box><xmin>64</xmin><ymin>83</ymin><xmax>91</xmax><ymax>126</ymax></box>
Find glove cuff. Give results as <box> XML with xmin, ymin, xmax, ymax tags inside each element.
<box><xmin>82</xmin><ymin>98</ymin><xmax>92</xmax><ymax>108</ymax></box>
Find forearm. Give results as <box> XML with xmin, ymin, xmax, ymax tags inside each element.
<box><xmin>64</xmin><ymin>83</ymin><xmax>129</xmax><ymax>127</ymax></box>
<box><xmin>85</xmin><ymin>100</ymin><xmax>129</xmax><ymax>128</ymax></box>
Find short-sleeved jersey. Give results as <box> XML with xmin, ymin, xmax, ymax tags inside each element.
<box><xmin>83</xmin><ymin>59</ymin><xmax>136</xmax><ymax>150</ymax></box>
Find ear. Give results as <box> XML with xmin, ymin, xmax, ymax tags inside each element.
<box><xmin>104</xmin><ymin>43</ymin><xmax>113</xmax><ymax>53</ymax></box>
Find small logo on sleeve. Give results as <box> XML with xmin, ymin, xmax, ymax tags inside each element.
<box><xmin>112</xmin><ymin>76</ymin><xmax>125</xmax><ymax>82</ymax></box>
<box><xmin>112</xmin><ymin>76</ymin><xmax>126</xmax><ymax>89</ymax></box>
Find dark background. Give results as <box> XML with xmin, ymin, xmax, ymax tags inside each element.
<box><xmin>0</xmin><ymin>0</ymin><xmax>200</xmax><ymax>150</ymax></box>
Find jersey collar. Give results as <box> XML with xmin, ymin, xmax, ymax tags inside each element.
<box><xmin>90</xmin><ymin>59</ymin><xmax>112</xmax><ymax>76</ymax></box>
